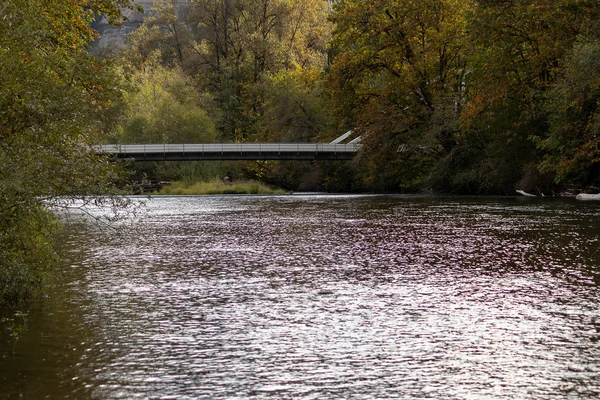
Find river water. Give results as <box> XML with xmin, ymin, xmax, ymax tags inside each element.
<box><xmin>2</xmin><ymin>195</ymin><xmax>600</xmax><ymax>399</ymax></box>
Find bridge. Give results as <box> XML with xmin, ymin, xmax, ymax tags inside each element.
<box><xmin>97</xmin><ymin>142</ymin><xmax>360</xmax><ymax>161</ymax></box>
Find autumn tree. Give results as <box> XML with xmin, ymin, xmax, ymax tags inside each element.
<box><xmin>539</xmin><ymin>20</ymin><xmax>600</xmax><ymax>185</ymax></box>
<box><xmin>125</xmin><ymin>0</ymin><xmax>195</xmax><ymax>68</ymax></box>
<box><xmin>114</xmin><ymin>54</ymin><xmax>225</xmax><ymax>182</ymax></box>
<box><xmin>454</xmin><ymin>0</ymin><xmax>600</xmax><ymax>193</ymax></box>
<box><xmin>118</xmin><ymin>59</ymin><xmax>217</xmax><ymax>144</ymax></box>
<box><xmin>186</xmin><ymin>0</ymin><xmax>332</xmax><ymax>141</ymax></box>
<box><xmin>0</xmin><ymin>0</ymin><xmax>135</xmax><ymax>306</ymax></box>
<box><xmin>328</xmin><ymin>0</ymin><xmax>473</xmax><ymax>191</ymax></box>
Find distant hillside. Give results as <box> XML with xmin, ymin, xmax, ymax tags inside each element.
<box><xmin>90</xmin><ymin>0</ymin><xmax>154</xmax><ymax>49</ymax></box>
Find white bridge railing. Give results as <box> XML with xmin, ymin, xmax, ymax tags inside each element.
<box><xmin>98</xmin><ymin>143</ymin><xmax>360</xmax><ymax>154</ymax></box>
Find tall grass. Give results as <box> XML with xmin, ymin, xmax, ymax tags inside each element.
<box><xmin>157</xmin><ymin>179</ymin><xmax>288</xmax><ymax>195</ymax></box>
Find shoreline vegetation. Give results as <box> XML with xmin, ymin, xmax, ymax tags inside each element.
<box><xmin>155</xmin><ymin>179</ymin><xmax>288</xmax><ymax>195</ymax></box>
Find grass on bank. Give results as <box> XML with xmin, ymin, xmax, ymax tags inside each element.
<box><xmin>156</xmin><ymin>179</ymin><xmax>288</xmax><ymax>195</ymax></box>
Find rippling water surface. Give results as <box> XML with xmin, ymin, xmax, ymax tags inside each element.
<box><xmin>2</xmin><ymin>195</ymin><xmax>600</xmax><ymax>399</ymax></box>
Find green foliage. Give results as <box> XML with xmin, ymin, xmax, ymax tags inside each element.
<box><xmin>113</xmin><ymin>0</ymin><xmax>335</xmax><ymax>189</ymax></box>
<box><xmin>328</xmin><ymin>0</ymin><xmax>472</xmax><ymax>190</ymax></box>
<box><xmin>326</xmin><ymin>0</ymin><xmax>600</xmax><ymax>192</ymax></box>
<box><xmin>112</xmin><ymin>54</ymin><xmax>224</xmax><ymax>182</ymax></box>
<box><xmin>450</xmin><ymin>0</ymin><xmax>600</xmax><ymax>192</ymax></box>
<box><xmin>538</xmin><ymin>24</ymin><xmax>600</xmax><ymax>183</ymax></box>
<box><xmin>241</xmin><ymin>68</ymin><xmax>334</xmax><ymax>188</ymax></box>
<box><xmin>260</xmin><ymin>68</ymin><xmax>331</xmax><ymax>142</ymax></box>
<box><xmin>124</xmin><ymin>0</ymin><xmax>194</xmax><ymax>68</ymax></box>
<box><xmin>119</xmin><ymin>60</ymin><xmax>218</xmax><ymax>144</ymax></box>
<box><xmin>0</xmin><ymin>205</ymin><xmax>59</xmax><ymax>307</ymax></box>
<box><xmin>185</xmin><ymin>0</ymin><xmax>332</xmax><ymax>141</ymax></box>
<box><xmin>0</xmin><ymin>0</ymin><xmax>134</xmax><ymax>307</ymax></box>
<box><xmin>98</xmin><ymin>0</ymin><xmax>600</xmax><ymax>193</ymax></box>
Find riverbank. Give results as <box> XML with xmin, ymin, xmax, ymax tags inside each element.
<box><xmin>155</xmin><ymin>179</ymin><xmax>288</xmax><ymax>195</ymax></box>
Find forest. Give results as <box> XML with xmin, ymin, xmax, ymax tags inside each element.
<box><xmin>1</xmin><ymin>0</ymin><xmax>600</xmax><ymax>305</ymax></box>
<box><xmin>97</xmin><ymin>0</ymin><xmax>600</xmax><ymax>195</ymax></box>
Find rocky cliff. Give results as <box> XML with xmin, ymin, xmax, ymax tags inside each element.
<box><xmin>90</xmin><ymin>0</ymin><xmax>154</xmax><ymax>49</ymax></box>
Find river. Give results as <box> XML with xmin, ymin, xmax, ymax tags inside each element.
<box><xmin>2</xmin><ymin>194</ymin><xmax>600</xmax><ymax>399</ymax></box>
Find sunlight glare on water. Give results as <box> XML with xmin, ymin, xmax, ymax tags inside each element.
<box><xmin>3</xmin><ymin>195</ymin><xmax>600</xmax><ymax>399</ymax></box>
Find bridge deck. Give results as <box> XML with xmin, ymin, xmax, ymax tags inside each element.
<box><xmin>98</xmin><ymin>143</ymin><xmax>360</xmax><ymax>161</ymax></box>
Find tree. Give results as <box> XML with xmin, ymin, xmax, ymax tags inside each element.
<box><xmin>455</xmin><ymin>0</ymin><xmax>600</xmax><ymax>193</ymax></box>
<box><xmin>114</xmin><ymin>56</ymin><xmax>223</xmax><ymax>183</ymax></box>
<box><xmin>125</xmin><ymin>0</ymin><xmax>195</xmax><ymax>68</ymax></box>
<box><xmin>187</xmin><ymin>0</ymin><xmax>332</xmax><ymax>141</ymax></box>
<box><xmin>0</xmin><ymin>0</ymin><xmax>135</xmax><ymax>306</ymax></box>
<box><xmin>538</xmin><ymin>22</ymin><xmax>600</xmax><ymax>184</ymax></box>
<box><xmin>117</xmin><ymin>0</ymin><xmax>334</xmax><ymax>189</ymax></box>
<box><xmin>328</xmin><ymin>0</ymin><xmax>472</xmax><ymax>191</ymax></box>
<box><xmin>259</xmin><ymin>68</ymin><xmax>330</xmax><ymax>142</ymax></box>
<box><xmin>118</xmin><ymin>59</ymin><xmax>218</xmax><ymax>144</ymax></box>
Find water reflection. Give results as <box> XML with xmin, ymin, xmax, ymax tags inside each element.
<box><xmin>3</xmin><ymin>195</ymin><xmax>600</xmax><ymax>398</ymax></box>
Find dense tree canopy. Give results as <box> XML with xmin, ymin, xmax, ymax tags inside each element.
<box><xmin>326</xmin><ymin>0</ymin><xmax>600</xmax><ymax>193</ymax></box>
<box><xmin>114</xmin><ymin>0</ymin><xmax>334</xmax><ymax>188</ymax></box>
<box><xmin>124</xmin><ymin>0</ymin><xmax>331</xmax><ymax>141</ymax></box>
<box><xmin>0</xmin><ymin>0</ymin><xmax>135</xmax><ymax>306</ymax></box>
<box><xmin>108</xmin><ymin>0</ymin><xmax>600</xmax><ymax>193</ymax></box>
<box><xmin>453</xmin><ymin>0</ymin><xmax>600</xmax><ymax>193</ymax></box>
<box><xmin>539</xmin><ymin>20</ymin><xmax>600</xmax><ymax>183</ymax></box>
<box><xmin>328</xmin><ymin>0</ymin><xmax>472</xmax><ymax>190</ymax></box>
